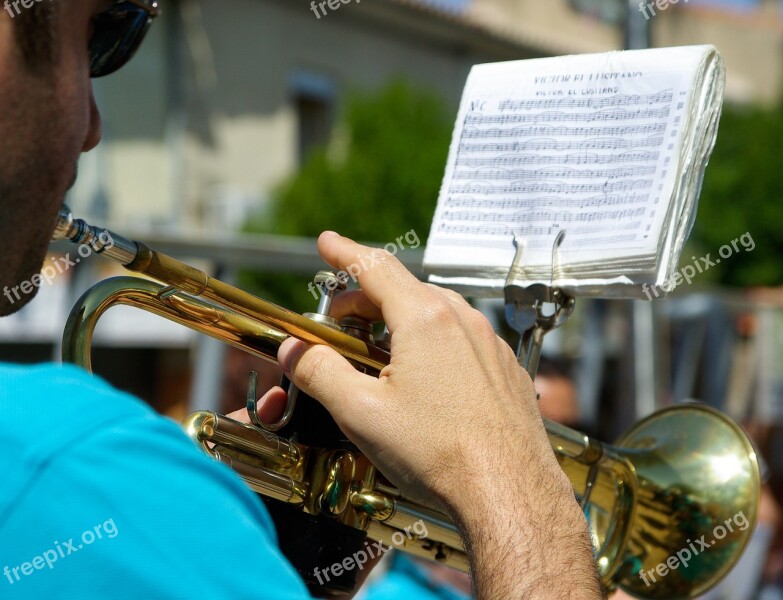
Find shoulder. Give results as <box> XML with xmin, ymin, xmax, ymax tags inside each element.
<box><xmin>0</xmin><ymin>361</ymin><xmax>150</xmax><ymax>437</ymax></box>
<box><xmin>0</xmin><ymin>363</ymin><xmax>311</xmax><ymax>598</ymax></box>
<box><xmin>0</xmin><ymin>362</ymin><xmax>266</xmax><ymax>526</ymax></box>
<box><xmin>0</xmin><ymin>362</ymin><xmax>172</xmax><ymax>515</ymax></box>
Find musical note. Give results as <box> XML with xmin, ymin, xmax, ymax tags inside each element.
<box><xmin>452</xmin><ymin>166</ymin><xmax>657</xmax><ymax>181</ymax></box>
<box><xmin>457</xmin><ymin>136</ymin><xmax>664</xmax><ymax>153</ymax></box>
<box><xmin>464</xmin><ymin>107</ymin><xmax>671</xmax><ymax>126</ymax></box>
<box><xmin>461</xmin><ymin>123</ymin><xmax>667</xmax><ymax>139</ymax></box>
<box><xmin>497</xmin><ymin>90</ymin><xmax>673</xmax><ymax>112</ymax></box>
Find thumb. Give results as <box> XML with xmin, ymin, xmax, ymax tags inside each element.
<box><xmin>278</xmin><ymin>337</ymin><xmax>377</xmax><ymax>422</ymax></box>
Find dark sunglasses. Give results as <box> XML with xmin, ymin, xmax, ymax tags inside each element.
<box><xmin>89</xmin><ymin>0</ymin><xmax>160</xmax><ymax>78</ymax></box>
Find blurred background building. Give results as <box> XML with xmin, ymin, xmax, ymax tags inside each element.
<box><xmin>43</xmin><ymin>0</ymin><xmax>783</xmax><ymax>235</ymax></box>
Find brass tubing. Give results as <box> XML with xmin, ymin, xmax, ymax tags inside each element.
<box><xmin>546</xmin><ymin>418</ymin><xmax>603</xmax><ymax>463</ymax></box>
<box><xmin>350</xmin><ymin>492</ymin><xmax>462</xmax><ymax>550</ymax></box>
<box><xmin>183</xmin><ymin>411</ymin><xmax>301</xmax><ymax>469</ymax></box>
<box><xmin>129</xmin><ymin>244</ymin><xmax>389</xmax><ymax>372</ymax></box>
<box><xmin>62</xmin><ymin>277</ymin><xmax>287</xmax><ymax>371</ymax></box>
<box><xmin>214</xmin><ymin>452</ymin><xmax>307</xmax><ymax>505</ymax></box>
<box><xmin>383</xmin><ymin>501</ymin><xmax>464</xmax><ymax>551</ymax></box>
<box><xmin>365</xmin><ymin>521</ymin><xmax>470</xmax><ymax>572</ymax></box>
<box><xmin>53</xmin><ymin>208</ymin><xmax>389</xmax><ymax>373</ymax></box>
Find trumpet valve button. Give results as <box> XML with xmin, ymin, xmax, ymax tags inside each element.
<box><xmin>313</xmin><ymin>270</ymin><xmax>348</xmax><ymax>316</ymax></box>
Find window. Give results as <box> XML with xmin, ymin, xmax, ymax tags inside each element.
<box><xmin>290</xmin><ymin>71</ymin><xmax>336</xmax><ymax>165</ymax></box>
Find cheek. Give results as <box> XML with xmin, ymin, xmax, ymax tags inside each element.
<box><xmin>52</xmin><ymin>8</ymin><xmax>95</xmax><ymax>153</ymax></box>
<box><xmin>39</xmin><ymin>81</ymin><xmax>90</xmax><ymax>184</ymax></box>
<box><xmin>44</xmin><ymin>72</ymin><xmax>96</xmax><ymax>184</ymax></box>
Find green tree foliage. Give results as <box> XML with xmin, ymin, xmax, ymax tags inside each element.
<box><xmin>242</xmin><ymin>80</ymin><xmax>453</xmax><ymax>311</ymax></box>
<box><xmin>256</xmin><ymin>80</ymin><xmax>452</xmax><ymax>241</ymax></box>
<box><xmin>689</xmin><ymin>101</ymin><xmax>783</xmax><ymax>287</ymax></box>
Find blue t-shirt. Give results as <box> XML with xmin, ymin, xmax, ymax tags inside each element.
<box><xmin>0</xmin><ymin>363</ymin><xmax>312</xmax><ymax>599</ymax></box>
<box><xmin>361</xmin><ymin>553</ymin><xmax>472</xmax><ymax>600</ymax></box>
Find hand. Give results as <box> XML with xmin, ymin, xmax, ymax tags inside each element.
<box><xmin>255</xmin><ymin>232</ymin><xmax>603</xmax><ymax>599</ymax></box>
<box><xmin>259</xmin><ymin>231</ymin><xmax>552</xmax><ymax>506</ymax></box>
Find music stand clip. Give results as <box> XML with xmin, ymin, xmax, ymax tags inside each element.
<box><xmin>504</xmin><ymin>231</ymin><xmax>576</xmax><ymax>378</ymax></box>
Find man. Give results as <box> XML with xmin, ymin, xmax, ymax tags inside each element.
<box><xmin>0</xmin><ymin>2</ymin><xmax>604</xmax><ymax>598</ymax></box>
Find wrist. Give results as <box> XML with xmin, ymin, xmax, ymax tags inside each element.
<box><xmin>438</xmin><ymin>445</ymin><xmax>603</xmax><ymax>599</ymax></box>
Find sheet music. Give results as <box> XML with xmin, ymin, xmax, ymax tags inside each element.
<box><xmin>424</xmin><ymin>46</ymin><xmax>725</xmax><ymax>297</ymax></box>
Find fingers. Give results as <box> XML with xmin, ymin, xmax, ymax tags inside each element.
<box><xmin>329</xmin><ymin>290</ymin><xmax>383</xmax><ymax>322</ymax></box>
<box><xmin>225</xmin><ymin>406</ymin><xmax>251</xmax><ymax>424</ymax></box>
<box><xmin>277</xmin><ymin>337</ymin><xmax>377</xmax><ymax>422</ymax></box>
<box><xmin>255</xmin><ymin>386</ymin><xmax>290</xmax><ymax>423</ymax></box>
<box><xmin>317</xmin><ymin>232</ymin><xmax>430</xmax><ymax>333</ymax></box>
<box><xmin>331</xmin><ymin>286</ymin><xmax>468</xmax><ymax>323</ymax></box>
<box><xmin>226</xmin><ymin>387</ymin><xmax>289</xmax><ymax>425</ymax></box>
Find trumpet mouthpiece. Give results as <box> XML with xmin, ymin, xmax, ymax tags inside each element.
<box><xmin>52</xmin><ymin>205</ymin><xmax>75</xmax><ymax>242</ymax></box>
<box><xmin>50</xmin><ymin>205</ymin><xmax>139</xmax><ymax>266</ymax></box>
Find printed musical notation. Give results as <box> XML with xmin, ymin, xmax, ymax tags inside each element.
<box><xmin>449</xmin><ymin>179</ymin><xmax>653</xmax><ymax>195</ymax></box>
<box><xmin>441</xmin><ymin>207</ymin><xmax>646</xmax><ymax>223</ymax></box>
<box><xmin>436</xmin><ymin>221</ymin><xmax>642</xmax><ymax>237</ymax></box>
<box><xmin>423</xmin><ymin>45</ymin><xmax>723</xmax><ymax>296</ymax></box>
<box><xmin>446</xmin><ymin>193</ymin><xmax>650</xmax><ymax>209</ymax></box>
<box><xmin>462</xmin><ymin>123</ymin><xmax>666</xmax><ymax>139</ymax></box>
<box><xmin>456</xmin><ymin>151</ymin><xmax>660</xmax><ymax>167</ymax></box>
<box><xmin>458</xmin><ymin>136</ymin><xmax>664</xmax><ymax>153</ymax></box>
<box><xmin>464</xmin><ymin>107</ymin><xmax>671</xmax><ymax>126</ymax></box>
<box><xmin>452</xmin><ymin>165</ymin><xmax>657</xmax><ymax>180</ymax></box>
<box><xmin>428</xmin><ymin>80</ymin><xmax>680</xmax><ymax>267</ymax></box>
<box><xmin>498</xmin><ymin>90</ymin><xmax>673</xmax><ymax>112</ymax></box>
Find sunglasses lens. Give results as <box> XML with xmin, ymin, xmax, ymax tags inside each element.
<box><xmin>90</xmin><ymin>3</ymin><xmax>153</xmax><ymax>78</ymax></box>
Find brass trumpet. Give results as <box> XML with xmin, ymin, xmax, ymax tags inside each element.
<box><xmin>53</xmin><ymin>207</ymin><xmax>760</xmax><ymax>599</ymax></box>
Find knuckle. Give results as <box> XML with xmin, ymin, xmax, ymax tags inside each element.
<box><xmin>467</xmin><ymin>306</ymin><xmax>491</xmax><ymax>327</ymax></box>
<box><xmin>465</xmin><ymin>307</ymin><xmax>496</xmax><ymax>337</ymax></box>
<box><xmin>428</xmin><ymin>284</ymin><xmax>466</xmax><ymax>305</ymax></box>
<box><xmin>293</xmin><ymin>345</ymin><xmax>333</xmax><ymax>388</ymax></box>
<box><xmin>420</xmin><ymin>298</ymin><xmax>458</xmax><ymax>328</ymax></box>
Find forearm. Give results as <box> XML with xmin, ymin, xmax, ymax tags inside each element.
<box><xmin>446</xmin><ymin>458</ymin><xmax>605</xmax><ymax>600</ymax></box>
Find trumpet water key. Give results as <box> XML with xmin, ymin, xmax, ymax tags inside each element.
<box><xmin>53</xmin><ymin>207</ymin><xmax>760</xmax><ymax>599</ymax></box>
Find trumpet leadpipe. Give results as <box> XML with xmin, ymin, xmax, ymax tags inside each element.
<box><xmin>54</xmin><ymin>206</ymin><xmax>389</xmax><ymax>372</ymax></box>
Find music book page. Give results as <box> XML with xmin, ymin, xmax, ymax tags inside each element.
<box><xmin>424</xmin><ymin>46</ymin><xmax>725</xmax><ymax>298</ymax></box>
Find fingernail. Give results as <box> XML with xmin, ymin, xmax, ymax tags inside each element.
<box><xmin>321</xmin><ymin>231</ymin><xmax>339</xmax><ymax>238</ymax></box>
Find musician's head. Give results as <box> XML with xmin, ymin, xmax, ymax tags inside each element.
<box><xmin>536</xmin><ymin>356</ymin><xmax>580</xmax><ymax>428</ymax></box>
<box><xmin>0</xmin><ymin>1</ymin><xmax>157</xmax><ymax>315</ymax></box>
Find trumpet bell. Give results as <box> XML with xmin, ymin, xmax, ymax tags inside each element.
<box><xmin>614</xmin><ymin>403</ymin><xmax>759</xmax><ymax>599</ymax></box>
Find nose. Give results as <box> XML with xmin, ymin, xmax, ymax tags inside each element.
<box><xmin>82</xmin><ymin>87</ymin><xmax>103</xmax><ymax>152</ymax></box>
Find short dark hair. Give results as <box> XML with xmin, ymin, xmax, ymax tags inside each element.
<box><xmin>537</xmin><ymin>356</ymin><xmax>572</xmax><ymax>381</ymax></box>
<box><xmin>13</xmin><ymin>3</ymin><xmax>57</xmax><ymax>73</ymax></box>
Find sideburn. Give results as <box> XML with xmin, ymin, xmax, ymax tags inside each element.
<box><xmin>13</xmin><ymin>2</ymin><xmax>58</xmax><ymax>74</ymax></box>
